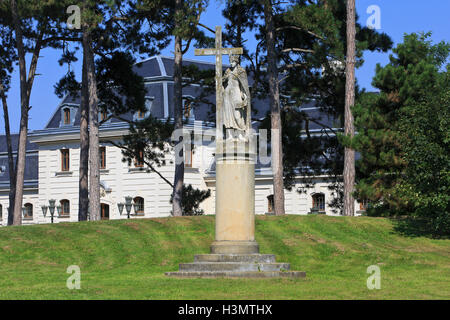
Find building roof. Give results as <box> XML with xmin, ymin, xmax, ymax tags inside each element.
<box><xmin>0</xmin><ymin>134</ymin><xmax>38</xmax><ymax>190</ymax></box>
<box><xmin>42</xmin><ymin>55</ymin><xmax>339</xmax><ymax>134</ymax></box>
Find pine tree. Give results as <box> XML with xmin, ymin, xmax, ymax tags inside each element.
<box><xmin>353</xmin><ymin>33</ymin><xmax>450</xmax><ymax>235</ymax></box>
<box><xmin>0</xmin><ymin>0</ymin><xmax>77</xmax><ymax>225</ymax></box>
<box><xmin>343</xmin><ymin>0</ymin><xmax>356</xmax><ymax>216</ymax></box>
<box><xmin>263</xmin><ymin>0</ymin><xmax>285</xmax><ymax>215</ymax></box>
<box><xmin>0</xmin><ymin>24</ymin><xmax>17</xmax><ymax>225</ymax></box>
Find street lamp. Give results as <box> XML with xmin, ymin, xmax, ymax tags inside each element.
<box><xmin>41</xmin><ymin>205</ymin><xmax>48</xmax><ymax>221</ymax></box>
<box><xmin>45</xmin><ymin>199</ymin><xmax>57</xmax><ymax>224</ymax></box>
<box><xmin>117</xmin><ymin>202</ymin><xmax>124</xmax><ymax>216</ymax></box>
<box><xmin>118</xmin><ymin>196</ymin><xmax>134</xmax><ymax>219</ymax></box>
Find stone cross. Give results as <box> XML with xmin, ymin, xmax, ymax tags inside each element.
<box><xmin>195</xmin><ymin>26</ymin><xmax>243</xmax><ymax>143</ymax></box>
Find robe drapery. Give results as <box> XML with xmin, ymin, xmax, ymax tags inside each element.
<box><xmin>222</xmin><ymin>65</ymin><xmax>251</xmax><ymax>131</ymax></box>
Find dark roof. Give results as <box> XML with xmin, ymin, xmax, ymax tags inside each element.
<box><xmin>43</xmin><ymin>55</ymin><xmax>340</xmax><ymax>137</ymax></box>
<box><xmin>0</xmin><ymin>134</ymin><xmax>38</xmax><ymax>188</ymax></box>
<box><xmin>0</xmin><ymin>134</ymin><xmax>38</xmax><ymax>153</ymax></box>
<box><xmin>44</xmin><ymin>56</ymin><xmax>271</xmax><ymax>129</ymax></box>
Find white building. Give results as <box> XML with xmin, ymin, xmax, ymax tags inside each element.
<box><xmin>0</xmin><ymin>56</ymin><xmax>364</xmax><ymax>225</ymax></box>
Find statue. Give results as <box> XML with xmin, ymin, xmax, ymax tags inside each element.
<box><xmin>222</xmin><ymin>54</ymin><xmax>251</xmax><ymax>141</ymax></box>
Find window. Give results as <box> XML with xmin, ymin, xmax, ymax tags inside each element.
<box><xmin>0</xmin><ymin>204</ymin><xmax>2</xmax><ymax>221</ymax></box>
<box><xmin>61</xmin><ymin>149</ymin><xmax>70</xmax><ymax>171</ymax></box>
<box><xmin>184</xmin><ymin>147</ymin><xmax>193</xmax><ymax>168</ymax></box>
<box><xmin>267</xmin><ymin>195</ymin><xmax>274</xmax><ymax>214</ymax></box>
<box><xmin>60</xmin><ymin>200</ymin><xmax>70</xmax><ymax>216</ymax></box>
<box><xmin>183</xmin><ymin>98</ymin><xmax>194</xmax><ymax>120</ymax></box>
<box><xmin>100</xmin><ymin>204</ymin><xmax>110</xmax><ymax>220</ymax></box>
<box><xmin>100</xmin><ymin>110</ymin><xmax>108</xmax><ymax>122</ymax></box>
<box><xmin>312</xmin><ymin>193</ymin><xmax>325</xmax><ymax>211</ymax></box>
<box><xmin>133</xmin><ymin>197</ymin><xmax>144</xmax><ymax>214</ymax></box>
<box><xmin>63</xmin><ymin>108</ymin><xmax>71</xmax><ymax>125</ymax></box>
<box><xmin>134</xmin><ymin>150</ymin><xmax>144</xmax><ymax>168</ymax></box>
<box><xmin>360</xmin><ymin>199</ymin><xmax>369</xmax><ymax>211</ymax></box>
<box><xmin>23</xmin><ymin>203</ymin><xmax>33</xmax><ymax>219</ymax></box>
<box><xmin>100</xmin><ymin>147</ymin><xmax>106</xmax><ymax>169</ymax></box>
<box><xmin>137</xmin><ymin>110</ymin><xmax>146</xmax><ymax>119</ymax></box>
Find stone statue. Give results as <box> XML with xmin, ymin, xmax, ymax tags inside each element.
<box><xmin>222</xmin><ymin>54</ymin><xmax>251</xmax><ymax>140</ymax></box>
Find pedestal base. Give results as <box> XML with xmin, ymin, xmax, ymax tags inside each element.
<box><xmin>210</xmin><ymin>240</ymin><xmax>259</xmax><ymax>254</ymax></box>
<box><xmin>165</xmin><ymin>251</ymin><xmax>306</xmax><ymax>278</ymax></box>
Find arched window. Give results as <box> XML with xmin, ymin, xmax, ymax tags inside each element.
<box><xmin>267</xmin><ymin>194</ymin><xmax>274</xmax><ymax>214</ymax></box>
<box><xmin>133</xmin><ymin>197</ymin><xmax>144</xmax><ymax>215</ymax></box>
<box><xmin>24</xmin><ymin>203</ymin><xmax>33</xmax><ymax>219</ymax></box>
<box><xmin>100</xmin><ymin>203</ymin><xmax>110</xmax><ymax>220</ymax></box>
<box><xmin>63</xmin><ymin>108</ymin><xmax>71</xmax><ymax>125</ymax></box>
<box><xmin>312</xmin><ymin>193</ymin><xmax>325</xmax><ymax>212</ymax></box>
<box><xmin>60</xmin><ymin>200</ymin><xmax>70</xmax><ymax>216</ymax></box>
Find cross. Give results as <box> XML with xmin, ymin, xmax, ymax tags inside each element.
<box><xmin>195</xmin><ymin>26</ymin><xmax>243</xmax><ymax>143</ymax></box>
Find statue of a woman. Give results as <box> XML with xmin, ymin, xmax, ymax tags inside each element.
<box><xmin>222</xmin><ymin>54</ymin><xmax>251</xmax><ymax>140</ymax></box>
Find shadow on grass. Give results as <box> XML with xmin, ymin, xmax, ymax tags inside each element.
<box><xmin>391</xmin><ymin>216</ymin><xmax>449</xmax><ymax>239</ymax></box>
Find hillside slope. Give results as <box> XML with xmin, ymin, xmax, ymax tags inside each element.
<box><xmin>0</xmin><ymin>215</ymin><xmax>448</xmax><ymax>299</ymax></box>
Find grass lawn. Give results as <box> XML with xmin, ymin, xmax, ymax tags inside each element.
<box><xmin>0</xmin><ymin>215</ymin><xmax>448</xmax><ymax>299</ymax></box>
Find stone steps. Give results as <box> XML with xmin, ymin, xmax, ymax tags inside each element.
<box><xmin>194</xmin><ymin>254</ymin><xmax>276</xmax><ymax>263</ymax></box>
<box><xmin>165</xmin><ymin>252</ymin><xmax>306</xmax><ymax>278</ymax></box>
<box><xmin>179</xmin><ymin>262</ymin><xmax>290</xmax><ymax>272</ymax></box>
<box><xmin>165</xmin><ymin>271</ymin><xmax>306</xmax><ymax>278</ymax></box>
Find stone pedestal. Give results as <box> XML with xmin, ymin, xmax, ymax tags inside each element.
<box><xmin>165</xmin><ymin>146</ymin><xmax>306</xmax><ymax>278</ymax></box>
<box><xmin>213</xmin><ymin>152</ymin><xmax>257</xmax><ymax>253</ymax></box>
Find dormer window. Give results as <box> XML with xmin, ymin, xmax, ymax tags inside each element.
<box><xmin>60</xmin><ymin>105</ymin><xmax>77</xmax><ymax>127</ymax></box>
<box><xmin>100</xmin><ymin>110</ymin><xmax>108</xmax><ymax>122</ymax></box>
<box><xmin>63</xmin><ymin>108</ymin><xmax>71</xmax><ymax>125</ymax></box>
<box><xmin>134</xmin><ymin>97</ymin><xmax>153</xmax><ymax>120</ymax></box>
<box><xmin>183</xmin><ymin>97</ymin><xmax>195</xmax><ymax>121</ymax></box>
<box><xmin>137</xmin><ymin>110</ymin><xmax>146</xmax><ymax>120</ymax></box>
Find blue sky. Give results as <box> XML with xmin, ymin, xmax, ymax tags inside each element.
<box><xmin>1</xmin><ymin>0</ymin><xmax>449</xmax><ymax>134</ymax></box>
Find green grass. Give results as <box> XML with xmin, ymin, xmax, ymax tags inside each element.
<box><xmin>0</xmin><ymin>215</ymin><xmax>448</xmax><ymax>299</ymax></box>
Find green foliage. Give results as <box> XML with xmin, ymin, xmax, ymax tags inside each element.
<box><xmin>170</xmin><ymin>184</ymin><xmax>211</xmax><ymax>216</ymax></box>
<box><xmin>353</xmin><ymin>33</ymin><xmax>450</xmax><ymax>236</ymax></box>
<box><xmin>236</xmin><ymin>0</ymin><xmax>392</xmax><ymax>213</ymax></box>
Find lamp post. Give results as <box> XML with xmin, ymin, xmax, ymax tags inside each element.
<box><xmin>41</xmin><ymin>205</ymin><xmax>48</xmax><ymax>222</ymax></box>
<box><xmin>118</xmin><ymin>196</ymin><xmax>134</xmax><ymax>219</ymax></box>
<box><xmin>45</xmin><ymin>199</ymin><xmax>57</xmax><ymax>224</ymax></box>
<box><xmin>117</xmin><ymin>202</ymin><xmax>124</xmax><ymax>216</ymax></box>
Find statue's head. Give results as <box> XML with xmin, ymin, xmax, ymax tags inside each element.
<box><xmin>229</xmin><ymin>54</ymin><xmax>240</xmax><ymax>67</ymax></box>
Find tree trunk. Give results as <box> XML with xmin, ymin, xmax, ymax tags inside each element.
<box><xmin>0</xmin><ymin>83</ymin><xmax>16</xmax><ymax>225</ymax></box>
<box><xmin>11</xmin><ymin>0</ymin><xmax>28</xmax><ymax>225</ymax></box>
<box><xmin>264</xmin><ymin>0</ymin><xmax>285</xmax><ymax>216</ymax></box>
<box><xmin>78</xmin><ymin>50</ymin><xmax>89</xmax><ymax>221</ymax></box>
<box><xmin>83</xmin><ymin>29</ymin><xmax>100</xmax><ymax>221</ymax></box>
<box><xmin>172</xmin><ymin>0</ymin><xmax>184</xmax><ymax>217</ymax></box>
<box><xmin>343</xmin><ymin>0</ymin><xmax>356</xmax><ymax>216</ymax></box>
